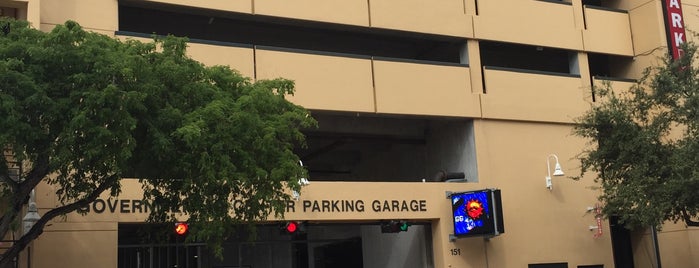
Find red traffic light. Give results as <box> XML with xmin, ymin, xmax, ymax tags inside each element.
<box><xmin>174</xmin><ymin>222</ymin><xmax>189</xmax><ymax>236</ymax></box>
<box><xmin>280</xmin><ymin>221</ymin><xmax>306</xmax><ymax>235</ymax></box>
<box><xmin>284</xmin><ymin>221</ymin><xmax>298</xmax><ymax>233</ymax></box>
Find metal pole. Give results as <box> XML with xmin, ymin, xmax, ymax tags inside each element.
<box><xmin>175</xmin><ymin>236</ymin><xmax>180</xmax><ymax>268</ymax></box>
<box><xmin>651</xmin><ymin>226</ymin><xmax>662</xmax><ymax>268</ymax></box>
<box><xmin>12</xmin><ymin>232</ymin><xmax>18</xmax><ymax>268</ymax></box>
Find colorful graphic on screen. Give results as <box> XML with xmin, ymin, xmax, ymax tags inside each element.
<box><xmin>466</xmin><ymin>199</ymin><xmax>484</xmax><ymax>219</ymax></box>
<box><xmin>451</xmin><ymin>190</ymin><xmax>495</xmax><ymax>236</ymax></box>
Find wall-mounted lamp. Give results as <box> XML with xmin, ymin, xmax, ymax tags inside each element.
<box><xmin>23</xmin><ymin>190</ymin><xmax>40</xmax><ymax>236</ymax></box>
<box><xmin>545</xmin><ymin>154</ymin><xmax>564</xmax><ymax>190</ymax></box>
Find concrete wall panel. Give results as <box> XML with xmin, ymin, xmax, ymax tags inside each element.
<box><xmin>583</xmin><ymin>7</ymin><xmax>634</xmax><ymax>55</ymax></box>
<box><xmin>256</xmin><ymin>49</ymin><xmax>376</xmax><ymax>113</ymax></box>
<box><xmin>141</xmin><ymin>0</ymin><xmax>252</xmax><ymax>14</ymax></box>
<box><xmin>471</xmin><ymin>119</ymin><xmax>613</xmax><ymax>267</ymax></box>
<box><xmin>255</xmin><ymin>0</ymin><xmax>369</xmax><ymax>26</ymax></box>
<box><xmin>41</xmin><ymin>0</ymin><xmax>117</xmax><ymax>32</ymax></box>
<box><xmin>373</xmin><ymin>60</ymin><xmax>480</xmax><ymax>117</ymax></box>
<box><xmin>474</xmin><ymin>1</ymin><xmax>582</xmax><ymax>50</ymax></box>
<box><xmin>369</xmin><ymin>0</ymin><xmax>471</xmax><ymax>37</ymax></box>
<box><xmin>186</xmin><ymin>42</ymin><xmax>255</xmax><ymax>79</ymax></box>
<box><xmin>481</xmin><ymin>68</ymin><xmax>590</xmax><ymax>123</ymax></box>
<box><xmin>628</xmin><ymin>1</ymin><xmax>667</xmax><ymax>55</ymax></box>
<box><xmin>33</xmin><ymin>228</ymin><xmax>117</xmax><ymax>268</ymax></box>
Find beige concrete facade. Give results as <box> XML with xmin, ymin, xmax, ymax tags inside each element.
<box><xmin>2</xmin><ymin>0</ymin><xmax>699</xmax><ymax>267</ymax></box>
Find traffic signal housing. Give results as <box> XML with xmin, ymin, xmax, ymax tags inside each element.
<box><xmin>381</xmin><ymin>220</ymin><xmax>410</xmax><ymax>233</ymax></box>
<box><xmin>284</xmin><ymin>221</ymin><xmax>298</xmax><ymax>234</ymax></box>
<box><xmin>174</xmin><ymin>222</ymin><xmax>189</xmax><ymax>236</ymax></box>
<box><xmin>281</xmin><ymin>221</ymin><xmax>306</xmax><ymax>235</ymax></box>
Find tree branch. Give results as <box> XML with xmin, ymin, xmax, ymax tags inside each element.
<box><xmin>0</xmin><ymin>173</ymin><xmax>18</xmax><ymax>189</ymax></box>
<box><xmin>18</xmin><ymin>155</ymin><xmax>50</xmax><ymax>194</ymax></box>
<box><xmin>0</xmin><ymin>156</ymin><xmax>49</xmax><ymax>254</ymax></box>
<box><xmin>0</xmin><ymin>173</ymin><xmax>19</xmax><ymax>237</ymax></box>
<box><xmin>0</xmin><ymin>174</ymin><xmax>119</xmax><ymax>268</ymax></box>
<box><xmin>0</xmin><ymin>150</ymin><xmax>19</xmax><ymax>189</ymax></box>
<box><xmin>683</xmin><ymin>209</ymin><xmax>699</xmax><ymax>227</ymax></box>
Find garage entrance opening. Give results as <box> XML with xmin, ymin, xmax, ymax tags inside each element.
<box><xmin>118</xmin><ymin>222</ymin><xmax>433</xmax><ymax>268</ymax></box>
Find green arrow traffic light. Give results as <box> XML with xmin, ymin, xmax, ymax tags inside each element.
<box><xmin>381</xmin><ymin>221</ymin><xmax>411</xmax><ymax>233</ymax></box>
<box><xmin>399</xmin><ymin>221</ymin><xmax>410</xmax><ymax>232</ymax></box>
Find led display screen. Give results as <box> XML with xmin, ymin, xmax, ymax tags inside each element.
<box><xmin>451</xmin><ymin>189</ymin><xmax>504</xmax><ymax>238</ymax></box>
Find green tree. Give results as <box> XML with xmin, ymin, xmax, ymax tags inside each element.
<box><xmin>575</xmin><ymin>44</ymin><xmax>699</xmax><ymax>230</ymax></box>
<box><xmin>0</xmin><ymin>19</ymin><xmax>315</xmax><ymax>267</ymax></box>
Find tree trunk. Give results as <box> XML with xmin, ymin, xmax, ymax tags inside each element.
<box><xmin>0</xmin><ymin>175</ymin><xmax>118</xmax><ymax>268</ymax></box>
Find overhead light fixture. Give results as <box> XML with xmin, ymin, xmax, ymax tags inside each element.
<box><xmin>432</xmin><ymin>170</ymin><xmax>467</xmax><ymax>182</ymax></box>
<box><xmin>546</xmin><ymin>154</ymin><xmax>564</xmax><ymax>190</ymax></box>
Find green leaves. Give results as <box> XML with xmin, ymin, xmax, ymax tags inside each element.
<box><xmin>575</xmin><ymin>43</ymin><xmax>699</xmax><ymax>229</ymax></box>
<box><xmin>0</xmin><ymin>18</ymin><xmax>316</xmax><ymax>257</ymax></box>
